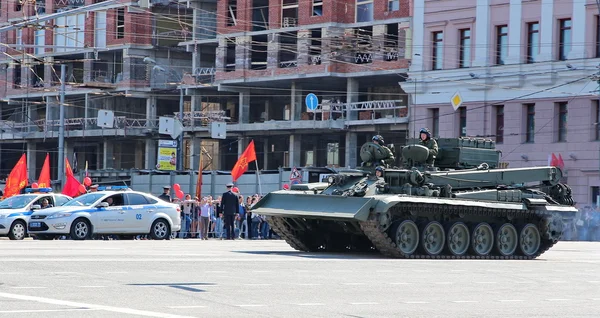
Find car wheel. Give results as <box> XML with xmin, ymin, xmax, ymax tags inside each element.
<box><xmin>149</xmin><ymin>219</ymin><xmax>170</xmax><ymax>240</ymax></box>
<box><xmin>70</xmin><ymin>218</ymin><xmax>91</xmax><ymax>240</ymax></box>
<box><xmin>8</xmin><ymin>220</ymin><xmax>26</xmax><ymax>240</ymax></box>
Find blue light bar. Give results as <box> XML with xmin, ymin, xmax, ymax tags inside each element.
<box><xmin>97</xmin><ymin>185</ymin><xmax>130</xmax><ymax>191</ymax></box>
<box><xmin>25</xmin><ymin>188</ymin><xmax>53</xmax><ymax>193</ymax></box>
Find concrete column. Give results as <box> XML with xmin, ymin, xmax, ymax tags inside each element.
<box><xmin>238</xmin><ymin>92</ymin><xmax>250</xmax><ymax>123</ymax></box>
<box><xmin>289</xmin><ymin>134</ymin><xmax>301</xmax><ymax>167</ymax></box>
<box><xmin>473</xmin><ymin>0</ymin><xmax>491</xmax><ymax>67</ymax></box>
<box><xmin>344</xmin><ymin>132</ymin><xmax>357</xmax><ymax>168</ymax></box>
<box><xmin>190</xmin><ymin>94</ymin><xmax>203</xmax><ymax>112</ymax></box>
<box><xmin>103</xmin><ymin>141</ymin><xmax>114</xmax><ymax>169</ymax></box>
<box><xmin>27</xmin><ymin>142</ymin><xmax>37</xmax><ymax>182</ymax></box>
<box><xmin>43</xmin><ymin>57</ymin><xmax>53</xmax><ymax>88</ymax></box>
<box><xmin>135</xmin><ymin>141</ymin><xmax>144</xmax><ymax>169</ymax></box>
<box><xmin>263</xmin><ymin>137</ymin><xmax>269</xmax><ymax>170</ymax></box>
<box><xmin>264</xmin><ymin>99</ymin><xmax>270</xmax><ymax>121</ymax></box>
<box><xmin>568</xmin><ymin>0</ymin><xmax>586</xmax><ymax>59</ymax></box>
<box><xmin>346</xmin><ymin>78</ymin><xmax>359</xmax><ymax>120</ymax></box>
<box><xmin>297</xmin><ymin>30</ymin><xmax>310</xmax><ymax>65</ymax></box>
<box><xmin>290</xmin><ymin>82</ymin><xmax>303</xmax><ymax>120</ymax></box>
<box><xmin>267</xmin><ymin>33</ymin><xmax>280</xmax><ymax>69</ymax></box>
<box><xmin>83</xmin><ymin>52</ymin><xmax>93</xmax><ymax>83</ymax></box>
<box><xmin>505</xmin><ymin>0</ymin><xmax>522</xmax><ymax>64</ymax></box>
<box><xmin>215</xmin><ymin>38</ymin><xmax>227</xmax><ymax>73</ymax></box>
<box><xmin>145</xmin><ymin>139</ymin><xmax>157</xmax><ymax>169</ymax></box>
<box><xmin>538</xmin><ymin>0</ymin><xmax>554</xmax><ymax>61</ymax></box>
<box><xmin>372</xmin><ymin>25</ymin><xmax>386</xmax><ymax>62</ymax></box>
<box><xmin>189</xmin><ymin>137</ymin><xmax>202</xmax><ymax>171</ymax></box>
<box><xmin>410</xmin><ymin>0</ymin><xmax>425</xmax><ymax>71</ymax></box>
<box><xmin>238</xmin><ymin>138</ymin><xmax>249</xmax><ymax>157</ymax></box>
<box><xmin>235</xmin><ymin>36</ymin><xmax>251</xmax><ymax>70</ymax></box>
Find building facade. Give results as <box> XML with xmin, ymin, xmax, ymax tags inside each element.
<box><xmin>179</xmin><ymin>0</ymin><xmax>413</xmax><ymax>171</ymax></box>
<box><xmin>403</xmin><ymin>0</ymin><xmax>600</xmax><ymax>206</ymax></box>
<box><xmin>0</xmin><ymin>0</ymin><xmax>194</xmax><ymax>182</ymax></box>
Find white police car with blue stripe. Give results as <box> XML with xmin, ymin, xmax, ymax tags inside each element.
<box><xmin>0</xmin><ymin>188</ymin><xmax>72</xmax><ymax>240</ymax></box>
<box><xmin>28</xmin><ymin>186</ymin><xmax>181</xmax><ymax>240</ymax></box>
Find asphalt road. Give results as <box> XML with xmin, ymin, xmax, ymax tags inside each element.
<box><xmin>0</xmin><ymin>239</ymin><xmax>598</xmax><ymax>318</ymax></box>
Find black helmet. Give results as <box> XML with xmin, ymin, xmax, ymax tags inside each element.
<box><xmin>372</xmin><ymin>135</ymin><xmax>384</xmax><ymax>145</ymax></box>
<box><xmin>419</xmin><ymin>128</ymin><xmax>431</xmax><ymax>138</ymax></box>
<box><xmin>375</xmin><ymin>166</ymin><xmax>384</xmax><ymax>172</ymax></box>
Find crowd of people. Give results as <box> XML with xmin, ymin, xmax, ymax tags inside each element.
<box><xmin>561</xmin><ymin>205</ymin><xmax>600</xmax><ymax>241</ymax></box>
<box><xmin>163</xmin><ymin>184</ymin><xmax>276</xmax><ymax>240</ymax></box>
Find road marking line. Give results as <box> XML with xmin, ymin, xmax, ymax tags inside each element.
<box><xmin>450</xmin><ymin>270</ymin><xmax>466</xmax><ymax>272</ymax></box>
<box><xmin>0</xmin><ymin>291</ymin><xmax>195</xmax><ymax>318</ymax></box>
<box><xmin>376</xmin><ymin>270</ymin><xmax>393</xmax><ymax>273</ymax></box>
<box><xmin>452</xmin><ymin>301</ymin><xmax>477</xmax><ymax>303</ymax></box>
<box><xmin>294</xmin><ymin>270</ymin><xmax>310</xmax><ymax>273</ymax></box>
<box><xmin>205</xmin><ymin>271</ymin><xmax>226</xmax><ymax>273</ymax></box>
<box><xmin>350</xmin><ymin>302</ymin><xmax>379</xmax><ymax>305</ymax></box>
<box><xmin>242</xmin><ymin>284</ymin><xmax>272</xmax><ymax>286</ymax></box>
<box><xmin>475</xmin><ymin>282</ymin><xmax>497</xmax><ymax>284</ymax></box>
<box><xmin>104</xmin><ymin>271</ymin><xmax>128</xmax><ymax>274</ymax></box>
<box><xmin>0</xmin><ymin>309</ymin><xmax>99</xmax><ymax>313</ymax></box>
<box><xmin>403</xmin><ymin>301</ymin><xmax>429</xmax><ymax>304</ymax></box>
<box><xmin>588</xmin><ymin>281</ymin><xmax>600</xmax><ymax>283</ymax></box>
<box><xmin>296</xmin><ymin>303</ymin><xmax>325</xmax><ymax>306</ymax></box>
<box><xmin>77</xmin><ymin>286</ymin><xmax>106</xmax><ymax>288</ymax></box>
<box><xmin>546</xmin><ymin>299</ymin><xmax>570</xmax><ymax>301</ymax></box>
<box><xmin>514</xmin><ymin>281</ymin><xmax>533</xmax><ymax>284</ymax></box>
<box><xmin>168</xmin><ymin>306</ymin><xmax>207</xmax><ymax>309</ymax></box>
<box><xmin>591</xmin><ymin>298</ymin><xmax>600</xmax><ymax>301</ymax></box>
<box><xmin>10</xmin><ymin>287</ymin><xmax>47</xmax><ymax>289</ymax></box>
<box><xmin>435</xmin><ymin>282</ymin><xmax>453</xmax><ymax>285</ymax></box>
<box><xmin>498</xmin><ymin>300</ymin><xmax>524</xmax><ymax>302</ymax></box>
<box><xmin>251</xmin><ymin>270</ymin><xmax>271</xmax><ymax>273</ymax></box>
<box><xmin>549</xmin><ymin>281</ymin><xmax>567</xmax><ymax>284</ymax></box>
<box><xmin>388</xmin><ymin>282</ymin><xmax>411</xmax><ymax>285</ymax></box>
<box><xmin>343</xmin><ymin>283</ymin><xmax>366</xmax><ymax>285</ymax></box>
<box><xmin>236</xmin><ymin>304</ymin><xmax>266</xmax><ymax>307</ymax></box>
<box><xmin>296</xmin><ymin>283</ymin><xmax>321</xmax><ymax>286</ymax></box>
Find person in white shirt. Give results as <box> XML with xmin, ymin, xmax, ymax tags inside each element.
<box><xmin>199</xmin><ymin>197</ymin><xmax>212</xmax><ymax>240</ymax></box>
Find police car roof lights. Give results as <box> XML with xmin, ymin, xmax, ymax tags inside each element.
<box><xmin>97</xmin><ymin>185</ymin><xmax>131</xmax><ymax>191</ymax></box>
<box><xmin>25</xmin><ymin>187</ymin><xmax>53</xmax><ymax>193</ymax></box>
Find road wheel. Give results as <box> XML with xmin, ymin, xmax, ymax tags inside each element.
<box><xmin>8</xmin><ymin>220</ymin><xmax>26</xmax><ymax>240</ymax></box>
<box><xmin>70</xmin><ymin>218</ymin><xmax>91</xmax><ymax>240</ymax></box>
<box><xmin>150</xmin><ymin>219</ymin><xmax>170</xmax><ymax>240</ymax></box>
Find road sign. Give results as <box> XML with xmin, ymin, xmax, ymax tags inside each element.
<box><xmin>451</xmin><ymin>91</ymin><xmax>463</xmax><ymax>111</ymax></box>
<box><xmin>210</xmin><ymin>122</ymin><xmax>226</xmax><ymax>139</ymax></box>
<box><xmin>158</xmin><ymin>117</ymin><xmax>184</xmax><ymax>139</ymax></box>
<box><xmin>305</xmin><ymin>93</ymin><xmax>318</xmax><ymax>111</ymax></box>
<box><xmin>96</xmin><ymin>110</ymin><xmax>114</xmax><ymax>128</ymax></box>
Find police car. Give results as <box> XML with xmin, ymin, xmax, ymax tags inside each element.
<box><xmin>0</xmin><ymin>188</ymin><xmax>72</xmax><ymax>240</ymax></box>
<box><xmin>27</xmin><ymin>186</ymin><xmax>181</xmax><ymax>240</ymax></box>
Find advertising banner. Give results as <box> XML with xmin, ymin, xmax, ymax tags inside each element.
<box><xmin>157</xmin><ymin>140</ymin><xmax>177</xmax><ymax>171</ymax></box>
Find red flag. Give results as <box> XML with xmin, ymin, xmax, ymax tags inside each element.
<box><xmin>65</xmin><ymin>157</ymin><xmax>73</xmax><ymax>178</ymax></box>
<box><xmin>62</xmin><ymin>174</ymin><xmax>83</xmax><ymax>197</ymax></box>
<box><xmin>4</xmin><ymin>154</ymin><xmax>28</xmax><ymax>198</ymax></box>
<box><xmin>550</xmin><ymin>153</ymin><xmax>558</xmax><ymax>167</ymax></box>
<box><xmin>557</xmin><ymin>154</ymin><xmax>565</xmax><ymax>170</ymax></box>
<box><xmin>38</xmin><ymin>153</ymin><xmax>51</xmax><ymax>188</ymax></box>
<box><xmin>231</xmin><ymin>140</ymin><xmax>257</xmax><ymax>181</ymax></box>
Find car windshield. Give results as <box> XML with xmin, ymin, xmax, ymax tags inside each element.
<box><xmin>62</xmin><ymin>193</ymin><xmax>105</xmax><ymax>207</ymax></box>
<box><xmin>0</xmin><ymin>195</ymin><xmax>38</xmax><ymax>209</ymax></box>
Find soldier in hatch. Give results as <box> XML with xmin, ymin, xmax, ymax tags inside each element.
<box><xmin>372</xmin><ymin>135</ymin><xmax>395</xmax><ymax>168</ymax></box>
<box><xmin>419</xmin><ymin>128</ymin><xmax>438</xmax><ymax>165</ymax></box>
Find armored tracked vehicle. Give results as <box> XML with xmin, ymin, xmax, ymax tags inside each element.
<box><xmin>252</xmin><ymin>137</ymin><xmax>577</xmax><ymax>259</ymax></box>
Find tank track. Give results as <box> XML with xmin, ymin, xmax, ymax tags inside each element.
<box><xmin>359</xmin><ymin>203</ymin><xmax>557</xmax><ymax>260</ymax></box>
<box><xmin>267</xmin><ymin>216</ymin><xmax>316</xmax><ymax>252</ymax></box>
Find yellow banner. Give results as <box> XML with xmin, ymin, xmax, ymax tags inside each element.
<box><xmin>157</xmin><ymin>140</ymin><xmax>177</xmax><ymax>171</ymax></box>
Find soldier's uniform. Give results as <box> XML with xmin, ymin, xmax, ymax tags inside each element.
<box><xmin>158</xmin><ymin>186</ymin><xmax>172</xmax><ymax>202</ymax></box>
<box><xmin>372</xmin><ymin>135</ymin><xmax>395</xmax><ymax>168</ymax></box>
<box><xmin>419</xmin><ymin>128</ymin><xmax>438</xmax><ymax>165</ymax></box>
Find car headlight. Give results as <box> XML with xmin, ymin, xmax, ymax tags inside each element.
<box><xmin>47</xmin><ymin>212</ymin><xmax>73</xmax><ymax>219</ymax></box>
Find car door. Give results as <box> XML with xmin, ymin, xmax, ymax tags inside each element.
<box><xmin>124</xmin><ymin>193</ymin><xmax>153</xmax><ymax>232</ymax></box>
<box><xmin>95</xmin><ymin>194</ymin><xmax>127</xmax><ymax>233</ymax></box>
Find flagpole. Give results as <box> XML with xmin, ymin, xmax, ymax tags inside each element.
<box><xmin>196</xmin><ymin>149</ymin><xmax>203</xmax><ymax>199</ymax></box>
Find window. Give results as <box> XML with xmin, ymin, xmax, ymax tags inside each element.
<box><xmin>459</xmin><ymin>29</ymin><xmax>471</xmax><ymax>68</ymax></box>
<box><xmin>594</xmin><ymin>100</ymin><xmax>600</xmax><ymax>141</ymax></box>
<box><xmin>388</xmin><ymin>0</ymin><xmax>399</xmax><ymax>11</ymax></box>
<box><xmin>496</xmin><ymin>25</ymin><xmax>508</xmax><ymax>65</ymax></box>
<box><xmin>432</xmin><ymin>31</ymin><xmax>443</xmax><ymax>70</ymax></box>
<box><xmin>312</xmin><ymin>0</ymin><xmax>323</xmax><ymax>16</ymax></box>
<box><xmin>495</xmin><ymin>105</ymin><xmax>504</xmax><ymax>143</ymax></box>
<box><xmin>126</xmin><ymin>193</ymin><xmax>149</xmax><ymax>205</ymax></box>
<box><xmin>227</xmin><ymin>0</ymin><xmax>237</xmax><ymax>26</ymax></box>
<box><xmin>54</xmin><ymin>196</ymin><xmax>71</xmax><ymax>206</ymax></box>
<box><xmin>458</xmin><ymin>107</ymin><xmax>467</xmax><ymax>137</ymax></box>
<box><xmin>527</xmin><ymin>22</ymin><xmax>539</xmax><ymax>63</ymax></box>
<box><xmin>15</xmin><ymin>29</ymin><xmax>22</xmax><ymax>50</ymax></box>
<box><xmin>430</xmin><ymin>108</ymin><xmax>439</xmax><ymax>138</ymax></box>
<box><xmin>13</xmin><ymin>62</ymin><xmax>21</xmax><ymax>89</ymax></box>
<box><xmin>384</xmin><ymin>24</ymin><xmax>399</xmax><ymax>61</ymax></box>
<box><xmin>95</xmin><ymin>11</ymin><xmax>107</xmax><ymax>48</ymax></box>
<box><xmin>557</xmin><ymin>102</ymin><xmax>568</xmax><ymax>142</ymax></box>
<box><xmin>15</xmin><ymin>0</ymin><xmax>22</xmax><ymax>11</ymax></box>
<box><xmin>116</xmin><ymin>8</ymin><xmax>125</xmax><ymax>39</ymax></box>
<box><xmin>54</xmin><ymin>14</ymin><xmax>85</xmax><ymax>52</ymax></box>
<box><xmin>356</xmin><ymin>0</ymin><xmax>374</xmax><ymax>23</ymax></box>
<box><xmin>34</xmin><ymin>24</ymin><xmax>45</xmax><ymax>56</ymax></box>
<box><xmin>559</xmin><ymin>19</ymin><xmax>572</xmax><ymax>61</ymax></box>
<box><xmin>592</xmin><ymin>186</ymin><xmax>600</xmax><ymax>207</ymax></box>
<box><xmin>282</xmin><ymin>0</ymin><xmax>299</xmax><ymax>27</ymax></box>
<box><xmin>326</xmin><ymin>143</ymin><xmax>340</xmax><ymax>167</ymax></box>
<box><xmin>525</xmin><ymin>104</ymin><xmax>535</xmax><ymax>143</ymax></box>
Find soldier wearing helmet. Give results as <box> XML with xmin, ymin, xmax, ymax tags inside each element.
<box><xmin>371</xmin><ymin>135</ymin><xmax>395</xmax><ymax>168</ymax></box>
<box><xmin>373</xmin><ymin>166</ymin><xmax>389</xmax><ymax>193</ymax></box>
<box><xmin>375</xmin><ymin>166</ymin><xmax>384</xmax><ymax>178</ymax></box>
<box><xmin>419</xmin><ymin>128</ymin><xmax>438</xmax><ymax>165</ymax></box>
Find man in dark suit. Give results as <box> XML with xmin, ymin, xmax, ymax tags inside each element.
<box><xmin>221</xmin><ymin>183</ymin><xmax>239</xmax><ymax>240</ymax></box>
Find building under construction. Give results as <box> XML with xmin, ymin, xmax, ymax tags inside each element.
<box><xmin>0</xmin><ymin>0</ymin><xmax>413</xmax><ymax>185</ymax></box>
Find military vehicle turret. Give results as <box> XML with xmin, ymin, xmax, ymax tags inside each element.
<box><xmin>252</xmin><ymin>137</ymin><xmax>577</xmax><ymax>259</ymax></box>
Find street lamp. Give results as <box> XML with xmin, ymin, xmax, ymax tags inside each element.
<box><xmin>145</xmin><ymin>58</ymin><xmax>185</xmax><ymax>171</ymax></box>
